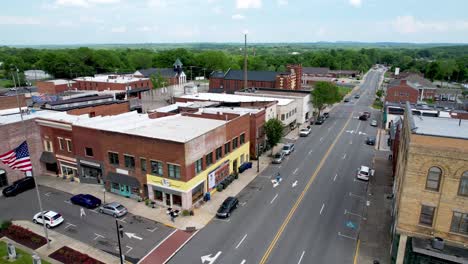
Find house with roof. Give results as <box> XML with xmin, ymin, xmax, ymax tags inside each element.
<box><xmin>208</xmin><ymin>64</ymin><xmax>302</xmax><ymax>93</ymax></box>
<box><xmin>386</xmin><ymin>74</ymin><xmax>437</xmax><ymax>104</ymax></box>
<box><xmin>133</xmin><ymin>58</ymin><xmax>187</xmax><ymax>85</ymax></box>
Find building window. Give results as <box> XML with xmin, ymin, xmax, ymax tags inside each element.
<box><xmin>124</xmin><ymin>155</ymin><xmax>135</xmax><ymax>169</ymax></box>
<box><xmin>58</xmin><ymin>138</ymin><xmax>65</xmax><ymax>150</ymax></box>
<box><xmin>192</xmin><ymin>183</ymin><xmax>204</xmax><ymax>203</ymax></box>
<box><xmin>44</xmin><ymin>140</ymin><xmax>53</xmax><ymax>152</ymax></box>
<box><xmin>232</xmin><ymin>138</ymin><xmax>238</xmax><ymax>149</ymax></box>
<box><xmin>108</xmin><ymin>152</ymin><xmax>119</xmax><ymax>166</ymax></box>
<box><xmin>66</xmin><ymin>139</ymin><xmax>72</xmax><ymax>152</ymax></box>
<box><xmin>153</xmin><ymin>190</ymin><xmax>163</xmax><ymax>201</ymax></box>
<box><xmin>426</xmin><ymin>167</ymin><xmax>442</xmax><ymax>191</ymax></box>
<box><xmin>216</xmin><ymin>147</ymin><xmax>222</xmax><ymax>160</ymax></box>
<box><xmin>458</xmin><ymin>171</ymin><xmax>468</xmax><ymax>197</ymax></box>
<box><xmin>419</xmin><ymin>205</ymin><xmax>435</xmax><ymax>226</ymax></box>
<box><xmin>450</xmin><ymin>211</ymin><xmax>468</xmax><ymax>235</ymax></box>
<box><xmin>140</xmin><ymin>158</ymin><xmax>147</xmax><ymax>172</ymax></box>
<box><xmin>168</xmin><ymin>164</ymin><xmax>181</xmax><ymax>179</ymax></box>
<box><xmin>150</xmin><ymin>160</ymin><xmax>163</xmax><ymax>176</ymax></box>
<box><xmin>281</xmin><ymin>114</ymin><xmax>285</xmax><ymax>121</ymax></box>
<box><xmin>85</xmin><ymin>147</ymin><xmax>93</xmax><ymax>157</ymax></box>
<box><xmin>195</xmin><ymin>158</ymin><xmax>203</xmax><ymax>174</ymax></box>
<box><xmin>173</xmin><ymin>194</ymin><xmax>182</xmax><ymax>206</ymax></box>
<box><xmin>225</xmin><ymin>142</ymin><xmax>231</xmax><ymax>155</ymax></box>
<box><xmin>206</xmin><ymin>153</ymin><xmax>213</xmax><ymax>167</ymax></box>
<box><xmin>240</xmin><ymin>134</ymin><xmax>245</xmax><ymax>145</ymax></box>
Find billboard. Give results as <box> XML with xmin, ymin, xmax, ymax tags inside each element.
<box><xmin>395</xmin><ymin>67</ymin><xmax>400</xmax><ymax>76</ymax></box>
<box><xmin>207</xmin><ymin>160</ymin><xmax>230</xmax><ymax>190</ymax></box>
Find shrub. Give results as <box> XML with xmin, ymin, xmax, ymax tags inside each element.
<box><xmin>216</xmin><ymin>184</ymin><xmax>223</xmax><ymax>192</ymax></box>
<box><xmin>234</xmin><ymin>173</ymin><xmax>239</xmax><ymax>180</ymax></box>
<box><xmin>182</xmin><ymin>210</ymin><xmax>190</xmax><ymax>216</ymax></box>
<box><xmin>0</xmin><ymin>220</ymin><xmax>12</xmax><ymax>230</ymax></box>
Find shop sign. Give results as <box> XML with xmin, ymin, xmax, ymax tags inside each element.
<box><xmin>207</xmin><ymin>160</ymin><xmax>230</xmax><ymax>191</ymax></box>
<box><xmin>162</xmin><ymin>179</ymin><xmax>170</xmax><ymax>187</ymax></box>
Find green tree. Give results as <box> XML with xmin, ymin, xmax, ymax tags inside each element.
<box><xmin>376</xmin><ymin>90</ymin><xmax>383</xmax><ymax>99</ymax></box>
<box><xmin>150</xmin><ymin>72</ymin><xmax>166</xmax><ymax>89</ymax></box>
<box><xmin>311</xmin><ymin>81</ymin><xmax>341</xmax><ymax>118</ymax></box>
<box><xmin>426</xmin><ymin>62</ymin><xmax>441</xmax><ymax>81</ymax></box>
<box><xmin>264</xmin><ymin>119</ymin><xmax>284</xmax><ymax>155</ymax></box>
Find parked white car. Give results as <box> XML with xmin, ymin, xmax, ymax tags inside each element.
<box><xmin>32</xmin><ymin>210</ymin><xmax>64</xmax><ymax>228</ymax></box>
<box><xmin>356</xmin><ymin>165</ymin><xmax>374</xmax><ymax>181</ymax></box>
<box><xmin>300</xmin><ymin>127</ymin><xmax>311</xmax><ymax>137</ymax></box>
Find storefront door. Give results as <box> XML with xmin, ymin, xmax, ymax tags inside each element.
<box><xmin>165</xmin><ymin>193</ymin><xmax>171</xmax><ymax>206</ymax></box>
<box><xmin>119</xmin><ymin>185</ymin><xmax>131</xmax><ymax>196</ymax></box>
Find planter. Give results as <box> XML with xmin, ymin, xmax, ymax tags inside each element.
<box><xmin>1</xmin><ymin>225</ymin><xmax>47</xmax><ymax>250</ymax></box>
<box><xmin>50</xmin><ymin>246</ymin><xmax>104</xmax><ymax>264</ymax></box>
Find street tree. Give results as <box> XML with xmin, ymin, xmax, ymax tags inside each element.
<box><xmin>311</xmin><ymin>81</ymin><xmax>341</xmax><ymax>118</ymax></box>
<box><xmin>264</xmin><ymin>118</ymin><xmax>283</xmax><ymax>155</ymax></box>
<box><xmin>150</xmin><ymin>72</ymin><xmax>166</xmax><ymax>89</ymax></box>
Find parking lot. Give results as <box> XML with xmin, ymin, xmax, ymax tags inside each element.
<box><xmin>0</xmin><ymin>185</ymin><xmax>175</xmax><ymax>263</ymax></box>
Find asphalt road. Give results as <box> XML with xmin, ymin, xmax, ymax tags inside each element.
<box><xmin>0</xmin><ymin>185</ymin><xmax>174</xmax><ymax>263</ymax></box>
<box><xmin>169</xmin><ymin>70</ymin><xmax>383</xmax><ymax>264</ymax></box>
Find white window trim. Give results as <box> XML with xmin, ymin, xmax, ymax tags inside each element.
<box><xmin>44</xmin><ymin>139</ymin><xmax>53</xmax><ymax>152</ymax></box>
<box><xmin>58</xmin><ymin>137</ymin><xmax>64</xmax><ymax>150</ymax></box>
<box><xmin>65</xmin><ymin>138</ymin><xmax>72</xmax><ymax>152</ymax></box>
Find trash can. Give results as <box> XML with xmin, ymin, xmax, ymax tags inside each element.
<box><xmin>204</xmin><ymin>192</ymin><xmax>211</xmax><ymax>201</ymax></box>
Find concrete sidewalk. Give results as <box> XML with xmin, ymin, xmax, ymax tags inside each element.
<box><xmin>358</xmin><ymin>151</ymin><xmax>393</xmax><ymax>264</ymax></box>
<box><xmin>37</xmin><ymin>155</ymin><xmax>271</xmax><ymax>231</ymax></box>
<box><xmin>12</xmin><ymin>220</ymin><xmax>120</xmax><ymax>264</ymax></box>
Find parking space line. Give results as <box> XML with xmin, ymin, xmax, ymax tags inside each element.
<box><xmin>293</xmin><ymin>168</ymin><xmax>298</xmax><ymax>175</ymax></box>
<box><xmin>125</xmin><ymin>246</ymin><xmax>133</xmax><ymax>254</ymax></box>
<box><xmin>93</xmin><ymin>233</ymin><xmax>105</xmax><ymax>240</ymax></box>
<box><xmin>239</xmin><ymin>201</ymin><xmax>247</xmax><ymax>207</ymax></box>
<box><xmin>117</xmin><ymin>217</ymin><xmax>127</xmax><ymax>223</ymax></box>
<box><xmin>298</xmin><ymin>251</ymin><xmax>305</xmax><ymax>264</ymax></box>
<box><xmin>319</xmin><ymin>204</ymin><xmax>325</xmax><ymax>215</ymax></box>
<box><xmin>64</xmin><ymin>223</ymin><xmax>76</xmax><ymax>229</ymax></box>
<box><xmin>333</xmin><ymin>174</ymin><xmax>338</xmax><ymax>182</ymax></box>
<box><xmin>146</xmin><ymin>226</ymin><xmax>158</xmax><ymax>232</ymax></box>
<box><xmin>235</xmin><ymin>234</ymin><xmax>248</xmax><ymax>249</ymax></box>
<box><xmin>44</xmin><ymin>192</ymin><xmax>52</xmax><ymax>197</ymax></box>
<box><xmin>64</xmin><ymin>200</ymin><xmax>72</xmax><ymax>204</ymax></box>
<box><xmin>338</xmin><ymin>232</ymin><xmax>357</xmax><ymax>240</ymax></box>
<box><xmin>270</xmin><ymin>194</ymin><xmax>278</xmax><ymax>204</ymax></box>
<box><xmin>213</xmin><ymin>218</ymin><xmax>231</xmax><ymax>223</ymax></box>
<box><xmin>90</xmin><ymin>209</ymin><xmax>99</xmax><ymax>214</ymax></box>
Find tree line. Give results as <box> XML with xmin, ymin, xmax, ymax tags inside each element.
<box><xmin>0</xmin><ymin>45</ymin><xmax>467</xmax><ymax>84</ymax></box>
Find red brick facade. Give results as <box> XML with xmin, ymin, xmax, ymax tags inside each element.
<box><xmin>74</xmin><ymin>78</ymin><xmax>152</xmax><ymax>92</ymax></box>
<box><xmin>36</xmin><ymin>81</ymin><xmax>71</xmax><ymax>94</ymax></box>
<box><xmin>66</xmin><ymin>102</ymin><xmax>130</xmax><ymax>117</ymax></box>
<box><xmin>0</xmin><ymin>95</ymin><xmax>26</xmax><ymax>110</ymax></box>
<box><xmin>386</xmin><ymin>80</ymin><xmax>419</xmax><ymax>104</ymax></box>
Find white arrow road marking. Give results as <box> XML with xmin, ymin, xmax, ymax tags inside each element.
<box><xmin>235</xmin><ymin>234</ymin><xmax>248</xmax><ymax>249</ymax></box>
<box><xmin>320</xmin><ymin>203</ymin><xmax>325</xmax><ymax>215</ymax></box>
<box><xmin>270</xmin><ymin>194</ymin><xmax>278</xmax><ymax>204</ymax></box>
<box><xmin>201</xmin><ymin>251</ymin><xmax>222</xmax><ymax>264</ymax></box>
<box><xmin>293</xmin><ymin>168</ymin><xmax>298</xmax><ymax>174</ymax></box>
<box><xmin>333</xmin><ymin>174</ymin><xmax>338</xmax><ymax>182</ymax></box>
<box><xmin>125</xmin><ymin>232</ymin><xmax>143</xmax><ymax>240</ymax></box>
<box><xmin>298</xmin><ymin>251</ymin><xmax>306</xmax><ymax>264</ymax></box>
<box><xmin>342</xmin><ymin>153</ymin><xmax>347</xmax><ymax>160</ymax></box>
<box><xmin>292</xmin><ymin>180</ymin><xmax>298</xmax><ymax>188</ymax></box>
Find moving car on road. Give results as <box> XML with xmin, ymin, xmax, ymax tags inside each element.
<box><xmin>359</xmin><ymin>115</ymin><xmax>368</xmax><ymax>121</ymax></box>
<box><xmin>282</xmin><ymin>143</ymin><xmax>295</xmax><ymax>155</ymax></box>
<box><xmin>70</xmin><ymin>194</ymin><xmax>102</xmax><ymax>209</ymax></box>
<box><xmin>300</xmin><ymin>127</ymin><xmax>311</xmax><ymax>137</ymax></box>
<box><xmin>365</xmin><ymin>136</ymin><xmax>376</xmax><ymax>145</ymax></box>
<box><xmin>356</xmin><ymin>165</ymin><xmax>373</xmax><ymax>181</ymax></box>
<box><xmin>2</xmin><ymin>177</ymin><xmax>35</xmax><ymax>197</ymax></box>
<box><xmin>272</xmin><ymin>152</ymin><xmax>285</xmax><ymax>164</ymax></box>
<box><xmin>354</xmin><ymin>94</ymin><xmax>360</xmax><ymax>99</ymax></box>
<box><xmin>344</xmin><ymin>98</ymin><xmax>350</xmax><ymax>103</ymax></box>
<box><xmin>32</xmin><ymin>210</ymin><xmax>64</xmax><ymax>228</ymax></box>
<box><xmin>99</xmin><ymin>202</ymin><xmax>128</xmax><ymax>218</ymax></box>
<box><xmin>370</xmin><ymin>120</ymin><xmax>378</xmax><ymax>127</ymax></box>
<box><xmin>216</xmin><ymin>196</ymin><xmax>239</xmax><ymax>218</ymax></box>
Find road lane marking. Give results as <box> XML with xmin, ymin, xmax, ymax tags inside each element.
<box><xmin>319</xmin><ymin>204</ymin><xmax>325</xmax><ymax>215</ymax></box>
<box><xmin>320</xmin><ymin>137</ymin><xmax>324</xmax><ymax>142</ymax></box>
<box><xmin>64</xmin><ymin>200</ymin><xmax>72</xmax><ymax>204</ymax></box>
<box><xmin>342</xmin><ymin>153</ymin><xmax>347</xmax><ymax>160</ymax></box>
<box><xmin>298</xmin><ymin>251</ymin><xmax>305</xmax><ymax>264</ymax></box>
<box><xmin>44</xmin><ymin>192</ymin><xmax>51</xmax><ymax>197</ymax></box>
<box><xmin>235</xmin><ymin>234</ymin><xmax>248</xmax><ymax>249</ymax></box>
<box><xmin>240</xmin><ymin>260</ymin><xmax>246</xmax><ymax>264</ymax></box>
<box><xmin>293</xmin><ymin>168</ymin><xmax>298</xmax><ymax>174</ymax></box>
<box><xmin>93</xmin><ymin>233</ymin><xmax>105</xmax><ymax>240</ymax></box>
<box><xmin>333</xmin><ymin>174</ymin><xmax>338</xmax><ymax>182</ymax></box>
<box><xmin>292</xmin><ymin>181</ymin><xmax>298</xmax><ymax>188</ymax></box>
<box><xmin>259</xmin><ymin>175</ymin><xmax>272</xmax><ymax>179</ymax></box>
<box><xmin>146</xmin><ymin>226</ymin><xmax>158</xmax><ymax>232</ymax></box>
<box><xmin>353</xmin><ymin>239</ymin><xmax>361</xmax><ymax>264</ymax></box>
<box><xmin>338</xmin><ymin>232</ymin><xmax>357</xmax><ymax>240</ymax></box>
<box><xmin>126</xmin><ymin>246</ymin><xmax>133</xmax><ymax>254</ymax></box>
<box><xmin>259</xmin><ymin>112</ymin><xmax>353</xmax><ymax>264</ymax></box>
<box><xmin>270</xmin><ymin>194</ymin><xmax>278</xmax><ymax>204</ymax></box>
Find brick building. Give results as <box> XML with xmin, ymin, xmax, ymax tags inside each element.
<box><xmin>73</xmin><ymin>75</ymin><xmax>152</xmax><ymax>93</ymax></box>
<box><xmin>133</xmin><ymin>58</ymin><xmax>187</xmax><ymax>85</ymax></box>
<box><xmin>392</xmin><ymin>103</ymin><xmax>468</xmax><ymax>263</ymax></box>
<box><xmin>386</xmin><ymin>75</ymin><xmax>437</xmax><ymax>104</ymax></box>
<box><xmin>66</xmin><ymin>101</ymin><xmax>130</xmax><ymax>117</ymax></box>
<box><xmin>0</xmin><ymin>94</ymin><xmax>26</xmax><ymax>110</ymax></box>
<box><xmin>36</xmin><ymin>79</ymin><xmax>75</xmax><ymax>94</ymax></box>
<box><xmin>209</xmin><ymin>64</ymin><xmax>302</xmax><ymax>93</ymax></box>
<box><xmin>70</xmin><ymin>112</ymin><xmax>250</xmax><ymax>209</ymax></box>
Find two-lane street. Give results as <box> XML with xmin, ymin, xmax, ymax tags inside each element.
<box><xmin>169</xmin><ymin>70</ymin><xmax>384</xmax><ymax>264</ymax></box>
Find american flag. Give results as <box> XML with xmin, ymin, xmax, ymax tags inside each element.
<box><xmin>0</xmin><ymin>141</ymin><xmax>33</xmax><ymax>172</ymax></box>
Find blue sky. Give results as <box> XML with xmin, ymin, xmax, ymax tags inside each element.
<box><xmin>1</xmin><ymin>0</ymin><xmax>468</xmax><ymax>44</ymax></box>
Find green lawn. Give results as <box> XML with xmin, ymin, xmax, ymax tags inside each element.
<box><xmin>338</xmin><ymin>86</ymin><xmax>352</xmax><ymax>98</ymax></box>
<box><xmin>372</xmin><ymin>99</ymin><xmax>383</xmax><ymax>110</ymax></box>
<box><xmin>0</xmin><ymin>241</ymin><xmax>51</xmax><ymax>264</ymax></box>
<box><xmin>0</xmin><ymin>79</ymin><xmax>13</xmax><ymax>88</ymax></box>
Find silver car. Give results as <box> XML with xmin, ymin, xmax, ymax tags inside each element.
<box><xmin>272</xmin><ymin>152</ymin><xmax>285</xmax><ymax>164</ymax></box>
<box><xmin>99</xmin><ymin>202</ymin><xmax>128</xmax><ymax>218</ymax></box>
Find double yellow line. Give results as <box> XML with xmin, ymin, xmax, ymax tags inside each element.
<box><xmin>259</xmin><ymin>113</ymin><xmax>353</xmax><ymax>264</ymax></box>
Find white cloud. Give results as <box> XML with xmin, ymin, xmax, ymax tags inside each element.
<box><xmin>349</xmin><ymin>0</ymin><xmax>361</xmax><ymax>8</ymax></box>
<box><xmin>236</xmin><ymin>0</ymin><xmax>261</xmax><ymax>9</ymax></box>
<box><xmin>79</xmin><ymin>16</ymin><xmax>104</xmax><ymax>24</ymax></box>
<box><xmin>0</xmin><ymin>16</ymin><xmax>41</xmax><ymax>25</ymax></box>
<box><xmin>212</xmin><ymin>6</ymin><xmax>223</xmax><ymax>14</ymax></box>
<box><xmin>232</xmin><ymin>14</ymin><xmax>245</xmax><ymax>20</ymax></box>
<box><xmin>277</xmin><ymin>0</ymin><xmax>288</xmax><ymax>6</ymax></box>
<box><xmin>54</xmin><ymin>0</ymin><xmax>119</xmax><ymax>8</ymax></box>
<box><xmin>147</xmin><ymin>0</ymin><xmax>168</xmax><ymax>8</ymax></box>
<box><xmin>111</xmin><ymin>26</ymin><xmax>127</xmax><ymax>33</ymax></box>
<box><xmin>137</xmin><ymin>26</ymin><xmax>159</xmax><ymax>32</ymax></box>
<box><xmin>392</xmin><ymin>16</ymin><xmax>446</xmax><ymax>34</ymax></box>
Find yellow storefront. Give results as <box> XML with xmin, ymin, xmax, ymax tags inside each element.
<box><xmin>146</xmin><ymin>143</ymin><xmax>250</xmax><ymax>209</ymax></box>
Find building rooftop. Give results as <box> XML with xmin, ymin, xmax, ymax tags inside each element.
<box><xmin>74</xmin><ymin>112</ymin><xmax>227</xmax><ymax>143</ymax></box>
<box><xmin>44</xmin><ymin>79</ymin><xmax>74</xmax><ymax>85</ymax></box>
<box><xmin>135</xmin><ymin>68</ymin><xmax>178</xmax><ymax>78</ymax></box>
<box><xmin>200</xmin><ymin>107</ymin><xmax>262</xmax><ymax>115</ymax></box>
<box><xmin>179</xmin><ymin>92</ymin><xmax>293</xmax><ymax>106</ymax></box>
<box><xmin>302</xmin><ymin>67</ymin><xmax>329</xmax><ymax>75</ymax></box>
<box><xmin>224</xmin><ymin>69</ymin><xmax>278</xmax><ymax>82</ymax></box>
<box><xmin>74</xmin><ymin>75</ymin><xmax>149</xmax><ymax>84</ymax></box>
<box><xmin>0</xmin><ymin>108</ymin><xmax>90</xmax><ymax>126</ymax></box>
<box><xmin>237</xmin><ymin>88</ymin><xmax>310</xmax><ymax>98</ymax></box>
<box><xmin>412</xmin><ymin>116</ymin><xmax>468</xmax><ymax>139</ymax></box>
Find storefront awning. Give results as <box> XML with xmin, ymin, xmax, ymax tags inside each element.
<box><xmin>107</xmin><ymin>172</ymin><xmax>140</xmax><ymax>187</ymax></box>
<box><xmin>40</xmin><ymin>152</ymin><xmax>57</xmax><ymax>164</ymax></box>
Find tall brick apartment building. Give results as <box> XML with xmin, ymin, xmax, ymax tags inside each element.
<box><xmin>209</xmin><ymin>64</ymin><xmax>302</xmax><ymax>93</ymax></box>
<box><xmin>392</xmin><ymin>102</ymin><xmax>468</xmax><ymax>263</ymax></box>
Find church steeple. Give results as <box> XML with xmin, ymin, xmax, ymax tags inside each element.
<box><xmin>173</xmin><ymin>58</ymin><xmax>183</xmax><ymax>74</ymax></box>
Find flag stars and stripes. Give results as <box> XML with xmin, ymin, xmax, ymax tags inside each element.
<box><xmin>0</xmin><ymin>141</ymin><xmax>33</xmax><ymax>172</ymax></box>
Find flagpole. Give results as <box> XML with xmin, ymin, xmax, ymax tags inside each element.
<box><xmin>12</xmin><ymin>66</ymin><xmax>51</xmax><ymax>248</ymax></box>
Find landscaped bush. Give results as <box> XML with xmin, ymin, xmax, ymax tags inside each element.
<box><xmin>1</xmin><ymin>225</ymin><xmax>47</xmax><ymax>249</ymax></box>
<box><xmin>50</xmin><ymin>246</ymin><xmax>104</xmax><ymax>264</ymax></box>
<box><xmin>0</xmin><ymin>219</ymin><xmax>12</xmax><ymax>231</ymax></box>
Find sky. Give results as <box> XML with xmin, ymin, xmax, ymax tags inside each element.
<box><xmin>1</xmin><ymin>0</ymin><xmax>468</xmax><ymax>45</ymax></box>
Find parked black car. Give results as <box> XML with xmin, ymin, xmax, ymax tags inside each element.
<box><xmin>2</xmin><ymin>177</ymin><xmax>35</xmax><ymax>197</ymax></box>
<box><xmin>359</xmin><ymin>115</ymin><xmax>368</xmax><ymax>121</ymax></box>
<box><xmin>366</xmin><ymin>136</ymin><xmax>376</xmax><ymax>145</ymax></box>
<box><xmin>315</xmin><ymin>117</ymin><xmax>325</xmax><ymax>125</ymax></box>
<box><xmin>216</xmin><ymin>196</ymin><xmax>239</xmax><ymax>218</ymax></box>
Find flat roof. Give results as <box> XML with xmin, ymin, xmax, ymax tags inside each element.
<box><xmin>0</xmin><ymin>108</ymin><xmax>90</xmax><ymax>125</ymax></box>
<box><xmin>152</xmin><ymin>102</ymin><xmax>193</xmax><ymax>113</ymax></box>
<box><xmin>200</xmin><ymin>107</ymin><xmax>262</xmax><ymax>115</ymax></box>
<box><xmin>179</xmin><ymin>92</ymin><xmax>293</xmax><ymax>106</ymax></box>
<box><xmin>412</xmin><ymin>116</ymin><xmax>468</xmax><ymax>139</ymax></box>
<box><xmin>74</xmin><ymin>75</ymin><xmax>149</xmax><ymax>84</ymax></box>
<box><xmin>74</xmin><ymin>112</ymin><xmax>227</xmax><ymax>143</ymax></box>
<box><xmin>44</xmin><ymin>79</ymin><xmax>75</xmax><ymax>85</ymax></box>
<box><xmin>237</xmin><ymin>90</ymin><xmax>310</xmax><ymax>99</ymax></box>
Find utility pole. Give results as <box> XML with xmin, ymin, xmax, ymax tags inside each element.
<box><xmin>256</xmin><ymin>138</ymin><xmax>260</xmax><ymax>173</ymax></box>
<box><xmin>116</xmin><ymin>220</ymin><xmax>124</xmax><ymax>264</ymax></box>
<box><xmin>243</xmin><ymin>33</ymin><xmax>248</xmax><ymax>90</ymax></box>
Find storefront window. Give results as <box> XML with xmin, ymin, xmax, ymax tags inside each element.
<box><xmin>81</xmin><ymin>165</ymin><xmax>101</xmax><ymax>179</ymax></box>
<box><xmin>173</xmin><ymin>194</ymin><xmax>182</xmax><ymax>206</ymax></box>
<box><xmin>192</xmin><ymin>183</ymin><xmax>204</xmax><ymax>203</ymax></box>
<box><xmin>131</xmin><ymin>187</ymin><xmax>139</xmax><ymax>195</ymax></box>
<box><xmin>154</xmin><ymin>190</ymin><xmax>163</xmax><ymax>201</ymax></box>
<box><xmin>111</xmin><ymin>182</ymin><xmax>120</xmax><ymax>190</ymax></box>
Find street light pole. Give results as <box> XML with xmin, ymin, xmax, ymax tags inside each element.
<box><xmin>116</xmin><ymin>220</ymin><xmax>124</xmax><ymax>264</ymax></box>
<box><xmin>257</xmin><ymin>139</ymin><xmax>260</xmax><ymax>173</ymax></box>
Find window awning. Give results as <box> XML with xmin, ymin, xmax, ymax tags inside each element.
<box><xmin>40</xmin><ymin>152</ymin><xmax>57</xmax><ymax>164</ymax></box>
<box><xmin>107</xmin><ymin>172</ymin><xmax>141</xmax><ymax>188</ymax></box>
